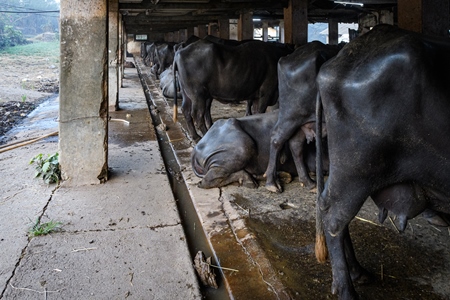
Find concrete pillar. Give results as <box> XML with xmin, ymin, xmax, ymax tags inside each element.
<box><xmin>165</xmin><ymin>32</ymin><xmax>174</xmax><ymax>42</ymax></box>
<box><xmin>230</xmin><ymin>20</ymin><xmax>238</xmax><ymax>40</ymax></box>
<box><xmin>328</xmin><ymin>19</ymin><xmax>338</xmax><ymax>45</ymax></box>
<box><xmin>208</xmin><ymin>22</ymin><xmax>219</xmax><ymax>37</ymax></box>
<box><xmin>262</xmin><ymin>21</ymin><xmax>269</xmax><ymax>42</ymax></box>
<box><xmin>173</xmin><ymin>31</ymin><xmax>180</xmax><ymax>42</ymax></box>
<box><xmin>218</xmin><ymin>18</ymin><xmax>230</xmax><ymax>39</ymax></box>
<box><xmin>283</xmin><ymin>0</ymin><xmax>308</xmax><ymax>45</ymax></box>
<box><xmin>238</xmin><ymin>11</ymin><xmax>253</xmax><ymax>40</ymax></box>
<box><xmin>398</xmin><ymin>0</ymin><xmax>449</xmax><ymax>37</ymax></box>
<box><xmin>187</xmin><ymin>26</ymin><xmax>195</xmax><ymax>38</ymax></box>
<box><xmin>279</xmin><ymin>20</ymin><xmax>285</xmax><ymax>43</ymax></box>
<box><xmin>59</xmin><ymin>0</ymin><xmax>108</xmax><ymax>185</ymax></box>
<box><xmin>423</xmin><ymin>0</ymin><xmax>449</xmax><ymax>37</ymax></box>
<box><xmin>119</xmin><ymin>16</ymin><xmax>124</xmax><ymax>88</ymax></box>
<box><xmin>108</xmin><ymin>0</ymin><xmax>119</xmax><ymax>110</ymax></box>
<box><xmin>197</xmin><ymin>24</ymin><xmax>207</xmax><ymax>38</ymax></box>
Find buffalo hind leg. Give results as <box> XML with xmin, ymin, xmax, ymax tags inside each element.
<box><xmin>265</xmin><ymin>120</ymin><xmax>298</xmax><ymax>193</ymax></box>
<box><xmin>181</xmin><ymin>92</ymin><xmax>201</xmax><ymax>141</ymax></box>
<box><xmin>288</xmin><ymin>129</ymin><xmax>316</xmax><ymax>189</ymax></box>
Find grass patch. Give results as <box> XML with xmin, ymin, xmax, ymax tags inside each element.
<box><xmin>30</xmin><ymin>152</ymin><xmax>61</xmax><ymax>184</ymax></box>
<box><xmin>29</xmin><ymin>219</ymin><xmax>62</xmax><ymax>237</ymax></box>
<box><xmin>0</xmin><ymin>41</ymin><xmax>59</xmax><ymax>59</ymax></box>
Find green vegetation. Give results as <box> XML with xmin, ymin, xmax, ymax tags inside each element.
<box><xmin>0</xmin><ymin>40</ymin><xmax>59</xmax><ymax>57</ymax></box>
<box><xmin>30</xmin><ymin>152</ymin><xmax>61</xmax><ymax>184</ymax></box>
<box><xmin>29</xmin><ymin>219</ymin><xmax>62</xmax><ymax>237</ymax></box>
<box><xmin>0</xmin><ymin>0</ymin><xmax>59</xmax><ymax>50</ymax></box>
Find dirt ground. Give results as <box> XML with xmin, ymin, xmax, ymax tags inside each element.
<box><xmin>0</xmin><ymin>53</ymin><xmax>59</xmax><ymax>141</ymax></box>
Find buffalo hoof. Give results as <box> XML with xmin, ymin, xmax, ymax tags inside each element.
<box><xmin>351</xmin><ymin>269</ymin><xmax>375</xmax><ymax>286</ymax></box>
<box><xmin>299</xmin><ymin>179</ymin><xmax>316</xmax><ymax>190</ymax></box>
<box><xmin>422</xmin><ymin>209</ymin><xmax>449</xmax><ymax>227</ymax></box>
<box><xmin>265</xmin><ymin>182</ymin><xmax>282</xmax><ymax>194</ymax></box>
<box><xmin>241</xmin><ymin>178</ymin><xmax>258</xmax><ymax>189</ymax></box>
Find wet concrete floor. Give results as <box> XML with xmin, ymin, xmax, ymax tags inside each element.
<box><xmin>135</xmin><ymin>57</ymin><xmax>450</xmax><ymax>300</ymax></box>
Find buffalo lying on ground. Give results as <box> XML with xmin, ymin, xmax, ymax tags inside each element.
<box><xmin>191</xmin><ymin>111</ymin><xmax>327</xmax><ymax>189</ymax></box>
<box><xmin>173</xmin><ymin>39</ymin><xmax>293</xmax><ymax>141</ymax></box>
<box><xmin>159</xmin><ymin>68</ymin><xmax>180</xmax><ymax>99</ymax></box>
<box><xmin>315</xmin><ymin>24</ymin><xmax>450</xmax><ymax>300</ymax></box>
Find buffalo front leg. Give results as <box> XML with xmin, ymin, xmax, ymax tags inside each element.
<box><xmin>265</xmin><ymin>121</ymin><xmax>291</xmax><ymax>193</ymax></box>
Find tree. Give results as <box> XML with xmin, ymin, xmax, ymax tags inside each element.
<box><xmin>0</xmin><ymin>0</ymin><xmax>60</xmax><ymax>49</ymax></box>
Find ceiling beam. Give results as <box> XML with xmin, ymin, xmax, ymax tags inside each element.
<box><xmin>119</xmin><ymin>1</ymin><xmax>288</xmax><ymax>11</ymax></box>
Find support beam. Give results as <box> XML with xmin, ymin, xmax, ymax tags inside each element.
<box><xmin>262</xmin><ymin>21</ymin><xmax>269</xmax><ymax>42</ymax></box>
<box><xmin>197</xmin><ymin>24</ymin><xmax>208</xmax><ymax>38</ymax></box>
<box><xmin>283</xmin><ymin>0</ymin><xmax>308</xmax><ymax>45</ymax></box>
<box><xmin>187</xmin><ymin>26</ymin><xmax>195</xmax><ymax>38</ymax></box>
<box><xmin>238</xmin><ymin>11</ymin><xmax>253</xmax><ymax>40</ymax></box>
<box><xmin>59</xmin><ymin>0</ymin><xmax>108</xmax><ymax>185</ymax></box>
<box><xmin>218</xmin><ymin>18</ymin><xmax>230</xmax><ymax>39</ymax></box>
<box><xmin>328</xmin><ymin>19</ymin><xmax>338</xmax><ymax>45</ymax></box>
<box><xmin>109</xmin><ymin>0</ymin><xmax>119</xmax><ymax>110</ymax></box>
<box><xmin>398</xmin><ymin>0</ymin><xmax>450</xmax><ymax>37</ymax></box>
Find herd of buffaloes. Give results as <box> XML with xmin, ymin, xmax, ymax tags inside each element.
<box><xmin>141</xmin><ymin>24</ymin><xmax>450</xmax><ymax>300</ymax></box>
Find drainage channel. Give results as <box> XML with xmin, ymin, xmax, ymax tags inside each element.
<box><xmin>135</xmin><ymin>61</ymin><xmax>231</xmax><ymax>300</ymax></box>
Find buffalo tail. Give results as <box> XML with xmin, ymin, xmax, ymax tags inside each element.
<box><xmin>173</xmin><ymin>60</ymin><xmax>178</xmax><ymax>123</ymax></box>
<box><xmin>315</xmin><ymin>91</ymin><xmax>328</xmax><ymax>263</ymax></box>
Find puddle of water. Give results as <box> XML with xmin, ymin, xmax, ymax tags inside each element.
<box><xmin>109</xmin><ymin>109</ymin><xmax>156</xmax><ymax>146</ymax></box>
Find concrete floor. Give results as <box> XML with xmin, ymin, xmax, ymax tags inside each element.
<box><xmin>0</xmin><ymin>67</ymin><xmax>202</xmax><ymax>299</ymax></box>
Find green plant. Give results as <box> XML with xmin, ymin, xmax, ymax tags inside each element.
<box><xmin>29</xmin><ymin>219</ymin><xmax>62</xmax><ymax>237</ymax></box>
<box><xmin>30</xmin><ymin>152</ymin><xmax>61</xmax><ymax>184</ymax></box>
<box><xmin>21</xmin><ymin>94</ymin><xmax>26</xmax><ymax>102</ymax></box>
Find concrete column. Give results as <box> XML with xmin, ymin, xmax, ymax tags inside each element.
<box><xmin>230</xmin><ymin>20</ymin><xmax>238</xmax><ymax>40</ymax></box>
<box><xmin>108</xmin><ymin>0</ymin><xmax>119</xmax><ymax>110</ymax></box>
<box><xmin>218</xmin><ymin>18</ymin><xmax>230</xmax><ymax>39</ymax></box>
<box><xmin>187</xmin><ymin>26</ymin><xmax>195</xmax><ymax>38</ymax></box>
<box><xmin>165</xmin><ymin>32</ymin><xmax>174</xmax><ymax>42</ymax></box>
<box><xmin>398</xmin><ymin>0</ymin><xmax>449</xmax><ymax>37</ymax></box>
<box><xmin>283</xmin><ymin>0</ymin><xmax>308</xmax><ymax>45</ymax></box>
<box><xmin>119</xmin><ymin>16</ymin><xmax>124</xmax><ymax>88</ymax></box>
<box><xmin>262</xmin><ymin>21</ymin><xmax>269</xmax><ymax>42</ymax></box>
<box><xmin>422</xmin><ymin>0</ymin><xmax>449</xmax><ymax>37</ymax></box>
<box><xmin>197</xmin><ymin>24</ymin><xmax>207</xmax><ymax>38</ymax></box>
<box><xmin>328</xmin><ymin>19</ymin><xmax>339</xmax><ymax>45</ymax></box>
<box><xmin>238</xmin><ymin>11</ymin><xmax>253</xmax><ymax>40</ymax></box>
<box><xmin>279</xmin><ymin>20</ymin><xmax>285</xmax><ymax>43</ymax></box>
<box><xmin>59</xmin><ymin>0</ymin><xmax>108</xmax><ymax>185</ymax></box>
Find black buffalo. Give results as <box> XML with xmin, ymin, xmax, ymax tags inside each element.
<box><xmin>264</xmin><ymin>41</ymin><xmax>340</xmax><ymax>193</ymax></box>
<box><xmin>173</xmin><ymin>39</ymin><xmax>293</xmax><ymax>141</ymax></box>
<box><xmin>153</xmin><ymin>42</ymin><xmax>176</xmax><ymax>76</ymax></box>
<box><xmin>315</xmin><ymin>24</ymin><xmax>450</xmax><ymax>299</ymax></box>
<box><xmin>143</xmin><ymin>41</ymin><xmax>163</xmax><ymax>67</ymax></box>
<box><xmin>191</xmin><ymin>111</ymin><xmax>326</xmax><ymax>189</ymax></box>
